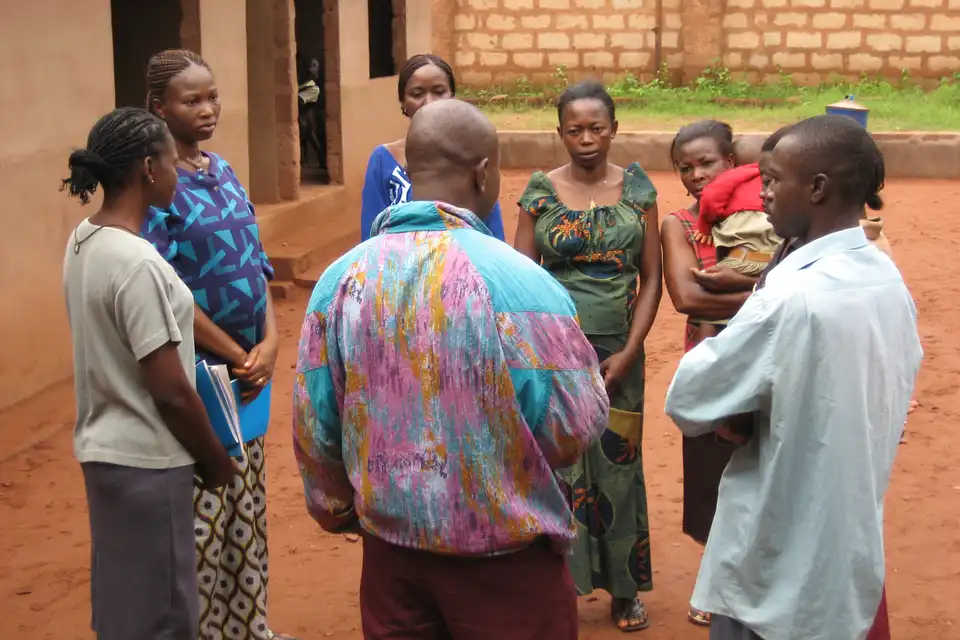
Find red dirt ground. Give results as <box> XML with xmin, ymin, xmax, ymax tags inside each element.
<box><xmin>1</xmin><ymin>171</ymin><xmax>958</xmax><ymax>639</ymax></box>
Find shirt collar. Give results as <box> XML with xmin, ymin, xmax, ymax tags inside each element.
<box><xmin>369</xmin><ymin>200</ymin><xmax>493</xmax><ymax>238</ymax></box>
<box><xmin>770</xmin><ymin>226</ymin><xmax>868</xmax><ymax>280</ymax></box>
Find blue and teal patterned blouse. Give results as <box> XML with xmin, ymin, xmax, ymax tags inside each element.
<box><xmin>141</xmin><ymin>152</ymin><xmax>274</xmax><ymax>365</ymax></box>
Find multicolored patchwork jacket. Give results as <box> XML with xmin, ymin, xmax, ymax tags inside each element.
<box><xmin>293</xmin><ymin>200</ymin><xmax>608</xmax><ymax>556</ymax></box>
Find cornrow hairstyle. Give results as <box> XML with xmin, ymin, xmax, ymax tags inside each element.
<box><xmin>670</xmin><ymin>119</ymin><xmax>734</xmax><ymax>165</ymax></box>
<box><xmin>146</xmin><ymin>49</ymin><xmax>210</xmax><ymax>112</ymax></box>
<box><xmin>556</xmin><ymin>80</ymin><xmax>616</xmax><ymax>124</ymax></box>
<box><xmin>397</xmin><ymin>54</ymin><xmax>456</xmax><ymax>102</ymax></box>
<box><xmin>61</xmin><ymin>107</ymin><xmax>169</xmax><ymax>205</ymax></box>
<box><xmin>785</xmin><ymin>115</ymin><xmax>885</xmax><ymax>211</ymax></box>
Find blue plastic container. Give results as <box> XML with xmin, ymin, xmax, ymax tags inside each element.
<box><xmin>826</xmin><ymin>95</ymin><xmax>869</xmax><ymax>129</ymax></box>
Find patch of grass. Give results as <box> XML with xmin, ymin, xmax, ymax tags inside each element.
<box><xmin>465</xmin><ymin>65</ymin><xmax>960</xmax><ymax>132</ymax></box>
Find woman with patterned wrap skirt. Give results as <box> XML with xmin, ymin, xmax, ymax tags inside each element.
<box><xmin>141</xmin><ymin>49</ymin><xmax>294</xmax><ymax>640</ymax></box>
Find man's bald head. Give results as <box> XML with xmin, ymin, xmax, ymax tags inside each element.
<box><xmin>406</xmin><ymin>99</ymin><xmax>498</xmax><ymax>173</ymax></box>
<box><xmin>405</xmin><ymin>99</ymin><xmax>501</xmax><ymax>219</ymax></box>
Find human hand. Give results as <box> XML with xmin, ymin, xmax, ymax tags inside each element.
<box><xmin>692</xmin><ymin>264</ymin><xmax>755</xmax><ymax>293</ymax></box>
<box><xmin>198</xmin><ymin>456</ymin><xmax>241</xmax><ymax>489</ymax></box>
<box><xmin>716</xmin><ymin>413</ymin><xmax>754</xmax><ymax>445</ymax></box>
<box><xmin>599</xmin><ymin>349</ymin><xmax>638</xmax><ymax>392</ymax></box>
<box><xmin>233</xmin><ymin>338</ymin><xmax>279</xmax><ymax>401</ymax></box>
<box><xmin>693</xmin><ymin>230</ymin><xmax>714</xmax><ymax>246</ymax></box>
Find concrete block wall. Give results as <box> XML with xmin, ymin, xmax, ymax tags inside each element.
<box><xmin>442</xmin><ymin>0</ymin><xmax>960</xmax><ymax>87</ymax></box>
<box><xmin>721</xmin><ymin>0</ymin><xmax>960</xmax><ymax>84</ymax></box>
<box><xmin>448</xmin><ymin>0</ymin><xmax>683</xmax><ymax>86</ymax></box>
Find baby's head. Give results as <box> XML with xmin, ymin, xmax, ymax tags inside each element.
<box><xmin>732</xmin><ymin>137</ymin><xmax>763</xmax><ymax>167</ymax></box>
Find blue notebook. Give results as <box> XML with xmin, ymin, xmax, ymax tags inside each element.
<box><xmin>239</xmin><ymin>381</ymin><xmax>271</xmax><ymax>442</ymax></box>
<box><xmin>195</xmin><ymin>361</ymin><xmax>272</xmax><ymax>457</ymax></box>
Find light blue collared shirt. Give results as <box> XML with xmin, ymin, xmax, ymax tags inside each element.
<box><xmin>666</xmin><ymin>226</ymin><xmax>922</xmax><ymax>640</ymax></box>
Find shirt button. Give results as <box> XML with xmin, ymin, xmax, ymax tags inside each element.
<box><xmin>213</xmin><ymin>186</ymin><xmax>218</xmax><ymax>191</ymax></box>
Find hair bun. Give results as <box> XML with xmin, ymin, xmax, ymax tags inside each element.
<box><xmin>69</xmin><ymin>148</ymin><xmax>110</xmax><ymax>171</ymax></box>
<box><xmin>865</xmin><ymin>193</ymin><xmax>884</xmax><ymax>211</ymax></box>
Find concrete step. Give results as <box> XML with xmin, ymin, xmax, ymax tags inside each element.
<box><xmin>259</xmin><ymin>185</ymin><xmax>361</xmax><ymax>283</ymax></box>
<box><xmin>290</xmin><ymin>224</ymin><xmax>358</xmax><ymax>288</ymax></box>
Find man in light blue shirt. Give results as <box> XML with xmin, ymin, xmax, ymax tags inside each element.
<box><xmin>666</xmin><ymin>115</ymin><xmax>922</xmax><ymax>640</ymax></box>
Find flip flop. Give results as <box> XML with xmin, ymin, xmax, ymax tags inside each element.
<box><xmin>688</xmin><ymin>607</ymin><xmax>712</xmax><ymax>626</ymax></box>
<box><xmin>611</xmin><ymin>598</ymin><xmax>650</xmax><ymax>633</ymax></box>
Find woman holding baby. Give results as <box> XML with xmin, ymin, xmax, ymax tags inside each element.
<box><xmin>661</xmin><ymin>119</ymin><xmax>764</xmax><ymax>627</ymax></box>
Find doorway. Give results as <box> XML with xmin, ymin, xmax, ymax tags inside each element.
<box><xmin>111</xmin><ymin>0</ymin><xmax>183</xmax><ymax>108</ymax></box>
<box><xmin>294</xmin><ymin>0</ymin><xmax>329</xmax><ymax>185</ymax></box>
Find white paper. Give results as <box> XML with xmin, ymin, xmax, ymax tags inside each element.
<box><xmin>210</xmin><ymin>364</ymin><xmax>242</xmax><ymax>446</ymax></box>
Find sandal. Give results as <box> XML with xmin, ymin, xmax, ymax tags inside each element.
<box><xmin>611</xmin><ymin>597</ymin><xmax>650</xmax><ymax>632</ymax></box>
<box><xmin>688</xmin><ymin>607</ymin><xmax>711</xmax><ymax>626</ymax></box>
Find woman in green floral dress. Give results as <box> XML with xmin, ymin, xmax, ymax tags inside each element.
<box><xmin>514</xmin><ymin>81</ymin><xmax>663</xmax><ymax>633</ymax></box>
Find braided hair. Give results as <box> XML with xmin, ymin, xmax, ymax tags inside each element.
<box><xmin>61</xmin><ymin>108</ymin><xmax>169</xmax><ymax>205</ymax></box>
<box><xmin>146</xmin><ymin>49</ymin><xmax>210</xmax><ymax>112</ymax></box>
<box><xmin>397</xmin><ymin>54</ymin><xmax>456</xmax><ymax>102</ymax></box>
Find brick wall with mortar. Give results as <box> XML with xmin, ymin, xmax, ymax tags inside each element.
<box><xmin>449</xmin><ymin>0</ymin><xmax>683</xmax><ymax>86</ymax></box>
<box><xmin>444</xmin><ymin>0</ymin><xmax>960</xmax><ymax>87</ymax></box>
<box><xmin>720</xmin><ymin>0</ymin><xmax>960</xmax><ymax>84</ymax></box>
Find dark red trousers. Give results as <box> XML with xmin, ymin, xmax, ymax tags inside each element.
<box><xmin>359</xmin><ymin>533</ymin><xmax>578</xmax><ymax>640</ymax></box>
<box><xmin>866</xmin><ymin>586</ymin><xmax>890</xmax><ymax>640</ymax></box>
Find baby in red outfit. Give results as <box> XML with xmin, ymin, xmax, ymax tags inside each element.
<box><xmin>690</xmin><ymin>138</ymin><xmax>781</xmax><ymax>342</ymax></box>
<box><xmin>694</xmin><ymin>137</ymin><xmax>780</xmax><ymax>276</ymax></box>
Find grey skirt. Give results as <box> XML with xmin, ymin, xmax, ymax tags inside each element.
<box><xmin>83</xmin><ymin>462</ymin><xmax>198</xmax><ymax>640</ymax></box>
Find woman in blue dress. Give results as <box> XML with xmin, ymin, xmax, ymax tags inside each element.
<box><xmin>142</xmin><ymin>49</ymin><xmax>295</xmax><ymax>640</ymax></box>
<box><xmin>359</xmin><ymin>54</ymin><xmax>505</xmax><ymax>242</ymax></box>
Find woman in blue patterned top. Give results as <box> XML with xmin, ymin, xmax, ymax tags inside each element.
<box><xmin>359</xmin><ymin>54</ymin><xmax>505</xmax><ymax>242</ymax></box>
<box><xmin>141</xmin><ymin>50</ymin><xmax>295</xmax><ymax>640</ymax></box>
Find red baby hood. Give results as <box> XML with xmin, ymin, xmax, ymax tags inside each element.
<box><xmin>697</xmin><ymin>164</ymin><xmax>764</xmax><ymax>236</ymax></box>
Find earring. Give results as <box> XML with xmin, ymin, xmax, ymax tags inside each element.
<box><xmin>149</xmin><ymin>177</ymin><xmax>155</xmax><ymax>184</ymax></box>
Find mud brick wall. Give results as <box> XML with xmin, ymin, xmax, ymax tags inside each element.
<box><xmin>436</xmin><ymin>0</ymin><xmax>960</xmax><ymax>87</ymax></box>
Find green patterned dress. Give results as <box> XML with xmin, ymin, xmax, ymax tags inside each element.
<box><xmin>518</xmin><ymin>162</ymin><xmax>657</xmax><ymax>599</ymax></box>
